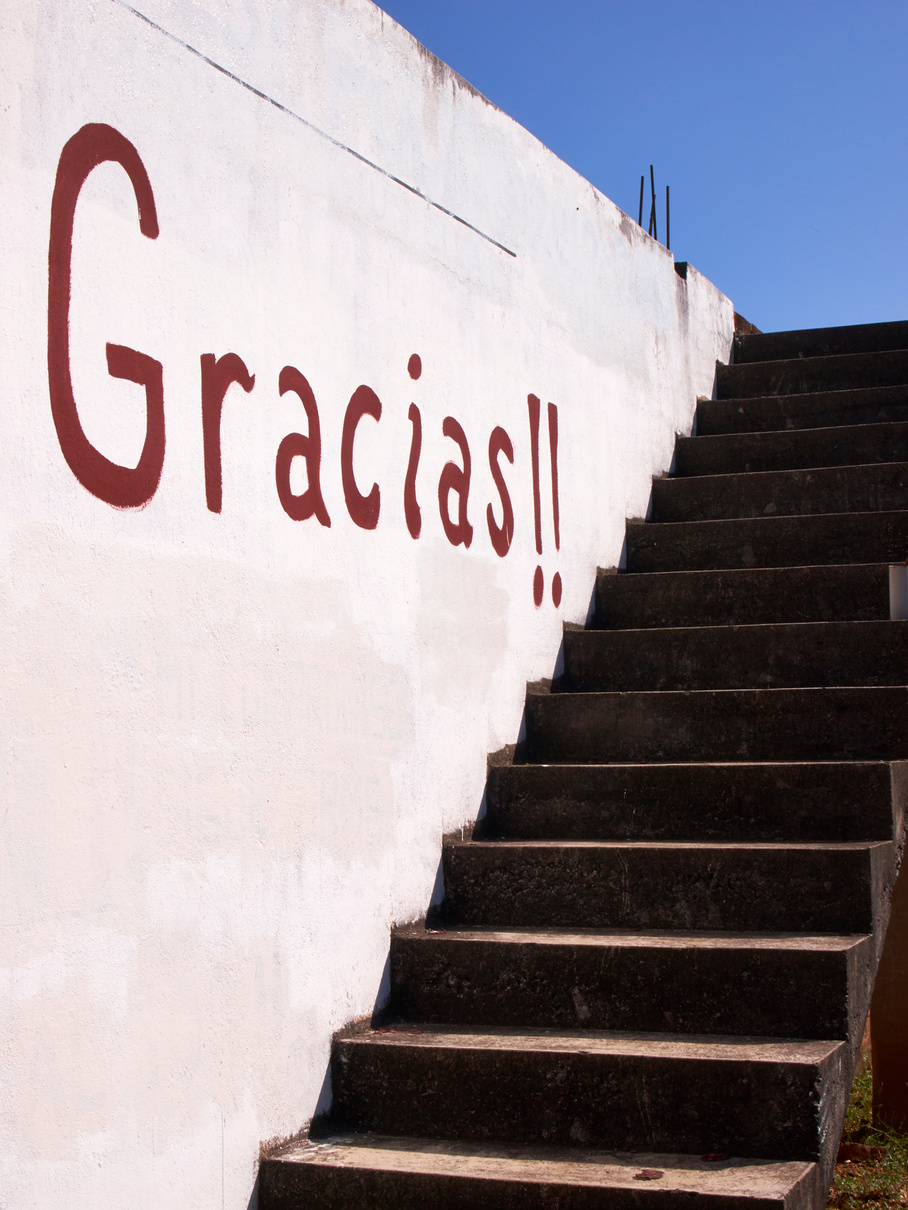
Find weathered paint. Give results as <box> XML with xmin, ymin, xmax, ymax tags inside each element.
<box><xmin>0</xmin><ymin>0</ymin><xmax>734</xmax><ymax>1205</ymax></box>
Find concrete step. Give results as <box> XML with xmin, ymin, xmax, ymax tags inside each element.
<box><xmin>733</xmin><ymin>320</ymin><xmax>908</xmax><ymax>365</ymax></box>
<box><xmin>482</xmin><ymin>761</ymin><xmax>904</xmax><ymax>843</ymax></box>
<box><xmin>675</xmin><ymin>422</ymin><xmax>908</xmax><ymax>477</ymax></box>
<box><xmin>261</xmin><ymin>1135</ymin><xmax>823</xmax><ymax>1210</ymax></box>
<box><xmin>524</xmin><ymin>686</ymin><xmax>908</xmax><ymax>764</ymax></box>
<box><xmin>440</xmin><ymin>839</ymin><xmax>891</xmax><ymax>934</ymax></box>
<box><xmin>388</xmin><ymin>924</ymin><xmax>872</xmax><ymax>1041</ymax></box>
<box><xmin>594</xmin><ymin>564</ymin><xmax>890</xmax><ymax>629</ymax></box>
<box><xmin>328</xmin><ymin>1025</ymin><xmax>847</xmax><ymax>1161</ymax></box>
<box><xmin>624</xmin><ymin>511</ymin><xmax>908</xmax><ymax>573</ymax></box>
<box><xmin>717</xmin><ymin>350</ymin><xmax>908</xmax><ymax>400</ymax></box>
<box><xmin>561</xmin><ymin>620</ymin><xmax>908</xmax><ymax>692</ymax></box>
<box><xmin>696</xmin><ymin>385</ymin><xmax>908</xmax><ymax>435</ymax></box>
<box><xmin>651</xmin><ymin>463</ymin><xmax>908</xmax><ymax>523</ymax></box>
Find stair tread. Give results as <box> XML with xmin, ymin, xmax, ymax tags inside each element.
<box><xmin>394</xmin><ymin>923</ymin><xmax>870</xmax><ymax>951</ymax></box>
<box><xmin>663</xmin><ymin>459</ymin><xmax>908</xmax><ymax>485</ymax></box>
<box><xmin>678</xmin><ymin>419</ymin><xmax>908</xmax><ymax>469</ymax></box>
<box><xmin>582</xmin><ymin>616</ymin><xmax>902</xmax><ymax>630</ymax></box>
<box><xmin>574</xmin><ymin>618</ymin><xmax>904</xmax><ymax>636</ymax></box>
<box><xmin>696</xmin><ymin>384</ymin><xmax>908</xmax><ymax>435</ymax></box>
<box><xmin>654</xmin><ymin>462</ymin><xmax>908</xmax><ymax>524</ymax></box>
<box><xmin>595</xmin><ymin>563</ymin><xmax>891</xmax><ymax>628</ymax></box>
<box><xmin>536</xmin><ymin>685</ymin><xmax>906</xmax><ymax>700</ymax></box>
<box><xmin>273</xmin><ymin>1134</ymin><xmax>817</xmax><ymax>1194</ymax></box>
<box><xmin>562</xmin><ymin>619</ymin><xmax>908</xmax><ymax>690</ymax></box>
<box><xmin>734</xmin><ymin>319</ymin><xmax>908</xmax><ymax>363</ymax></box>
<box><xmin>624</xmin><ymin>510</ymin><xmax>908</xmax><ymax>572</ymax></box>
<box><xmin>450</xmin><ymin>839</ymin><xmax>888</xmax><ymax>852</ymax></box>
<box><xmin>499</xmin><ymin>757</ymin><xmax>893</xmax><ymax>765</ymax></box>
<box><xmin>636</xmin><ymin>505</ymin><xmax>908</xmax><ymax>527</ymax></box>
<box><xmin>652</xmin><ymin>464</ymin><xmax>908</xmax><ymax>521</ymax></box>
<box><xmin>714</xmin><ymin>385</ymin><xmax>908</xmax><ymax>404</ymax></box>
<box><xmin>717</xmin><ymin>349</ymin><xmax>908</xmax><ymax>399</ymax></box>
<box><xmin>726</xmin><ymin>348</ymin><xmax>908</xmax><ymax>373</ymax></box>
<box><xmin>484</xmin><ymin>760</ymin><xmax>901</xmax><ymax>843</ymax></box>
<box><xmin>525</xmin><ymin>686</ymin><xmax>908</xmax><ymax>763</ymax></box>
<box><xmin>339</xmin><ymin>1023</ymin><xmax>844</xmax><ymax>1063</ymax></box>
<box><xmin>606</xmin><ymin>560</ymin><xmax>888</xmax><ymax>578</ymax></box>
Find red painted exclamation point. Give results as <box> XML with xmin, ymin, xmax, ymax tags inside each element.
<box><xmin>548</xmin><ymin>402</ymin><xmax>562</xmax><ymax>607</ymax></box>
<box><xmin>527</xmin><ymin>394</ymin><xmax>544</xmax><ymax>605</ymax></box>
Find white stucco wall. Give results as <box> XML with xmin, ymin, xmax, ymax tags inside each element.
<box><xmin>0</xmin><ymin>1</ymin><xmax>735</xmax><ymax>1206</ymax></box>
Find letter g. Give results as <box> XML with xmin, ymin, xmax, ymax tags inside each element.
<box><xmin>47</xmin><ymin>123</ymin><xmax>164</xmax><ymax>508</ymax></box>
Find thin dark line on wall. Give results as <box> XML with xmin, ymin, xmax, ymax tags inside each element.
<box><xmin>112</xmin><ymin>1</ymin><xmax>518</xmax><ymax>258</ymax></box>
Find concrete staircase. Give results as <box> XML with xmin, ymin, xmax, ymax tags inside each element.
<box><xmin>260</xmin><ymin>320</ymin><xmax>908</xmax><ymax>1209</ymax></box>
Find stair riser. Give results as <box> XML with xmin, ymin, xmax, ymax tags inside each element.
<box><xmin>561</xmin><ymin>623</ymin><xmax>908</xmax><ymax>692</ymax></box>
<box><xmin>717</xmin><ymin>351</ymin><xmax>908</xmax><ymax>399</ymax></box>
<box><xmin>441</xmin><ymin>844</ymin><xmax>885</xmax><ymax>933</ymax></box>
<box><xmin>524</xmin><ymin>688</ymin><xmax>908</xmax><ymax>765</ymax></box>
<box><xmin>675</xmin><ymin>423</ymin><xmax>908</xmax><ymax>477</ymax></box>
<box><xmin>696</xmin><ymin>386</ymin><xmax>908</xmax><ymax>435</ymax></box>
<box><xmin>733</xmin><ymin>321</ymin><xmax>908</xmax><ymax>364</ymax></box>
<box><xmin>624</xmin><ymin>512</ymin><xmax>908</xmax><ymax>573</ymax></box>
<box><xmin>389</xmin><ymin>933</ymin><xmax>870</xmax><ymax>1041</ymax></box>
<box><xmin>483</xmin><ymin>762</ymin><xmax>902</xmax><ymax>843</ymax></box>
<box><xmin>330</xmin><ymin>1040</ymin><xmax>844</xmax><ymax>1161</ymax></box>
<box><xmin>260</xmin><ymin>1160</ymin><xmax>820</xmax><ymax>1210</ymax></box>
<box><xmin>261</xmin><ymin>1164</ymin><xmax>639</xmax><ymax>1210</ymax></box>
<box><xmin>594</xmin><ymin>565</ymin><xmax>890</xmax><ymax>629</ymax></box>
<box><xmin>651</xmin><ymin>464</ymin><xmax>908</xmax><ymax>523</ymax></box>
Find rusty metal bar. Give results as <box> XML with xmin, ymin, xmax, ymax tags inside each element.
<box><xmin>666</xmin><ymin>185</ymin><xmax>670</xmax><ymax>251</ymax></box>
<box><xmin>649</xmin><ymin>164</ymin><xmax>657</xmax><ymax>241</ymax></box>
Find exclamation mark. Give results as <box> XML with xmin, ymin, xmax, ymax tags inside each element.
<box><xmin>548</xmin><ymin>401</ymin><xmax>562</xmax><ymax>607</ymax></box>
<box><xmin>527</xmin><ymin>394</ymin><xmax>544</xmax><ymax>605</ymax></box>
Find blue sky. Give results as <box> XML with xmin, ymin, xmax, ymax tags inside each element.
<box><xmin>377</xmin><ymin>1</ymin><xmax>908</xmax><ymax>333</ymax></box>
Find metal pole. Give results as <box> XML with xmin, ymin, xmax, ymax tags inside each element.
<box><xmin>638</xmin><ymin>175</ymin><xmax>645</xmax><ymax>226</ymax></box>
<box><xmin>666</xmin><ymin>185</ymin><xmax>670</xmax><ymax>251</ymax></box>
<box><xmin>649</xmin><ymin>165</ymin><xmax>657</xmax><ymax>241</ymax></box>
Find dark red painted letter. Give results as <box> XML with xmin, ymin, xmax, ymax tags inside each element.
<box><xmin>200</xmin><ymin>353</ymin><xmax>255</xmax><ymax>514</ymax></box>
<box><xmin>548</xmin><ymin>401</ymin><xmax>561</xmax><ymax>552</ymax></box>
<box><xmin>341</xmin><ymin>385</ymin><xmax>382</xmax><ymax>529</ymax></box>
<box><xmin>437</xmin><ymin>416</ymin><xmax>473</xmax><ymax>548</ymax></box>
<box><xmin>275</xmin><ymin>366</ymin><xmax>330</xmax><ymax>526</ymax></box>
<box><xmin>527</xmin><ymin>393</ymin><xmax>543</xmax><ymax>556</ymax></box>
<box><xmin>404</xmin><ymin>403</ymin><xmax>422</xmax><ymax>539</ymax></box>
<box><xmin>486</xmin><ymin>425</ymin><xmax>514</xmax><ymax>557</ymax></box>
<box><xmin>47</xmin><ymin>123</ymin><xmax>164</xmax><ymax>507</ymax></box>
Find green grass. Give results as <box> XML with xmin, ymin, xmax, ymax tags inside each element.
<box><xmin>828</xmin><ymin>1061</ymin><xmax>908</xmax><ymax>1209</ymax></box>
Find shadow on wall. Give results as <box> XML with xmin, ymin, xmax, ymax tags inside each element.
<box><xmin>246</xmin><ymin>1169</ymin><xmax>260</xmax><ymax>1210</ymax></box>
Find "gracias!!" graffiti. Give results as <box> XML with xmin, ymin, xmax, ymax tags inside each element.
<box><xmin>48</xmin><ymin>124</ymin><xmax>562</xmax><ymax>607</ymax></box>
